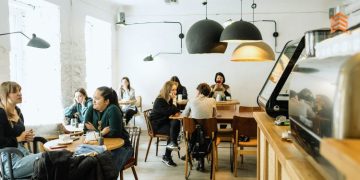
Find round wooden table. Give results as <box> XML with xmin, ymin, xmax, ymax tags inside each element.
<box><xmin>43</xmin><ymin>136</ymin><xmax>124</xmax><ymax>152</ymax></box>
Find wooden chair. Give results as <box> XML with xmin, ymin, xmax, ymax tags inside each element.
<box><xmin>183</xmin><ymin>117</ymin><xmax>219</xmax><ymax>180</ymax></box>
<box><xmin>0</xmin><ymin>136</ymin><xmax>47</xmax><ymax>180</ymax></box>
<box><xmin>120</xmin><ymin>126</ymin><xmax>141</xmax><ymax>180</ymax></box>
<box><xmin>143</xmin><ymin>109</ymin><xmax>179</xmax><ymax>162</ymax></box>
<box><xmin>131</xmin><ymin>96</ymin><xmax>142</xmax><ymax>126</ymax></box>
<box><xmin>232</xmin><ymin>116</ymin><xmax>258</xmax><ymax>177</ymax></box>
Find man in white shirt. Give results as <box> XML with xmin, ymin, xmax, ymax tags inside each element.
<box><xmin>182</xmin><ymin>83</ymin><xmax>216</xmax><ymax>119</ymax></box>
<box><xmin>181</xmin><ymin>83</ymin><xmax>216</xmax><ymax>172</ymax></box>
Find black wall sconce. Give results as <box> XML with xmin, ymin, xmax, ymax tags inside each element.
<box><xmin>0</xmin><ymin>31</ymin><xmax>50</xmax><ymax>48</ymax></box>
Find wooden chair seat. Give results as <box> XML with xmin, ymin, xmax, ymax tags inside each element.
<box><xmin>238</xmin><ymin>138</ymin><xmax>257</xmax><ymax>147</ymax></box>
<box><xmin>123</xmin><ymin>157</ymin><xmax>135</xmax><ymax>169</ymax></box>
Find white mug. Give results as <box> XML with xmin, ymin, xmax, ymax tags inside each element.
<box><xmin>59</xmin><ymin>134</ymin><xmax>71</xmax><ymax>142</ymax></box>
<box><xmin>226</xmin><ymin>96</ymin><xmax>231</xmax><ymax>101</ymax></box>
<box><xmin>178</xmin><ymin>94</ymin><xmax>183</xmax><ymax>101</ymax></box>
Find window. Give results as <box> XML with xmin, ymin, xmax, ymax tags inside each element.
<box><xmin>9</xmin><ymin>0</ymin><xmax>61</xmax><ymax>125</ymax></box>
<box><xmin>85</xmin><ymin>16</ymin><xmax>112</xmax><ymax>95</ymax></box>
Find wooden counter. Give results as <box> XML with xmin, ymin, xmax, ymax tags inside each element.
<box><xmin>254</xmin><ymin>112</ymin><xmax>325</xmax><ymax>180</ymax></box>
<box><xmin>320</xmin><ymin>139</ymin><xmax>360</xmax><ymax>179</ymax></box>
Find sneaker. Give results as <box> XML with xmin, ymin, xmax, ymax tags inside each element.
<box><xmin>166</xmin><ymin>142</ymin><xmax>180</xmax><ymax>151</ymax></box>
<box><xmin>162</xmin><ymin>156</ymin><xmax>177</xmax><ymax>167</ymax></box>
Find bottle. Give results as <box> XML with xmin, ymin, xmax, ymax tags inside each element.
<box><xmin>216</xmin><ymin>94</ymin><xmax>221</xmax><ymax>102</ymax></box>
<box><xmin>98</xmin><ymin>132</ymin><xmax>104</xmax><ymax>145</ymax></box>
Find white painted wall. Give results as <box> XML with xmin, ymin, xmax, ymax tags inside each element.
<box><xmin>0</xmin><ymin>0</ymin><xmax>120</xmax><ymax>107</ymax></box>
<box><xmin>116</xmin><ymin>0</ymin><xmax>337</xmax><ymax>110</ymax></box>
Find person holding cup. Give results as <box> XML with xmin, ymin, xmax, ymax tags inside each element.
<box><xmin>0</xmin><ymin>81</ymin><xmax>42</xmax><ymax>178</ymax></box>
<box><xmin>84</xmin><ymin>86</ymin><xmax>132</xmax><ymax>172</ymax></box>
<box><xmin>170</xmin><ymin>76</ymin><xmax>188</xmax><ymax>100</ymax></box>
<box><xmin>117</xmin><ymin>77</ymin><xmax>138</xmax><ymax>125</ymax></box>
<box><xmin>209</xmin><ymin>72</ymin><xmax>231</xmax><ymax>100</ymax></box>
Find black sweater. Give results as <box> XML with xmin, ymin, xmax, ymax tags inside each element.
<box><xmin>150</xmin><ymin>97</ymin><xmax>180</xmax><ymax>130</ymax></box>
<box><xmin>0</xmin><ymin>107</ymin><xmax>24</xmax><ymax>148</ymax></box>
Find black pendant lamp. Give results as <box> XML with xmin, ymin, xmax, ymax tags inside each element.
<box><xmin>220</xmin><ymin>0</ymin><xmax>262</xmax><ymax>42</ymax></box>
<box><xmin>186</xmin><ymin>0</ymin><xmax>227</xmax><ymax>54</ymax></box>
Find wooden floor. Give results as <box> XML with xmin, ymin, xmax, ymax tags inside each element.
<box><xmin>121</xmin><ymin>132</ymin><xmax>257</xmax><ymax>180</ymax></box>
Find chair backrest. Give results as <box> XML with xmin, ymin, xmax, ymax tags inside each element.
<box><xmin>125</xmin><ymin>126</ymin><xmax>141</xmax><ymax>166</ymax></box>
<box><xmin>143</xmin><ymin>109</ymin><xmax>154</xmax><ymax>136</ymax></box>
<box><xmin>24</xmin><ymin>136</ymin><xmax>48</xmax><ymax>153</ymax></box>
<box><xmin>135</xmin><ymin>96</ymin><xmax>142</xmax><ymax>112</ymax></box>
<box><xmin>0</xmin><ymin>147</ymin><xmax>24</xmax><ymax>180</ymax></box>
<box><xmin>183</xmin><ymin>117</ymin><xmax>217</xmax><ymax>138</ymax></box>
<box><xmin>232</xmin><ymin>116</ymin><xmax>258</xmax><ymax>138</ymax></box>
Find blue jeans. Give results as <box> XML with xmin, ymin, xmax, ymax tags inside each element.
<box><xmin>1</xmin><ymin>143</ymin><xmax>42</xmax><ymax>178</ymax></box>
<box><xmin>111</xmin><ymin>145</ymin><xmax>133</xmax><ymax>172</ymax></box>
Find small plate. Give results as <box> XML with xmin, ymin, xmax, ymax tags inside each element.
<box><xmin>58</xmin><ymin>139</ymin><xmax>73</xmax><ymax>145</ymax></box>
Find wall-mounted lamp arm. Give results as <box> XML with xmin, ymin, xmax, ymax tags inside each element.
<box><xmin>0</xmin><ymin>31</ymin><xmax>31</xmax><ymax>39</ymax></box>
<box><xmin>253</xmin><ymin>19</ymin><xmax>281</xmax><ymax>53</ymax></box>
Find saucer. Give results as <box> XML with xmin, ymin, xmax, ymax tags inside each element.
<box><xmin>58</xmin><ymin>139</ymin><xmax>73</xmax><ymax>145</ymax></box>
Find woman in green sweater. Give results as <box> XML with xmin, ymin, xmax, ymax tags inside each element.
<box><xmin>84</xmin><ymin>86</ymin><xmax>132</xmax><ymax>172</ymax></box>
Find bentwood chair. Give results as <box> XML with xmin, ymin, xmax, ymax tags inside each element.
<box><xmin>131</xmin><ymin>96</ymin><xmax>142</xmax><ymax>126</ymax></box>
<box><xmin>120</xmin><ymin>126</ymin><xmax>141</xmax><ymax>180</ymax></box>
<box><xmin>232</xmin><ymin>116</ymin><xmax>258</xmax><ymax>177</ymax></box>
<box><xmin>0</xmin><ymin>136</ymin><xmax>47</xmax><ymax>180</ymax></box>
<box><xmin>183</xmin><ymin>117</ymin><xmax>219</xmax><ymax>180</ymax></box>
<box><xmin>143</xmin><ymin>109</ymin><xmax>180</xmax><ymax>162</ymax></box>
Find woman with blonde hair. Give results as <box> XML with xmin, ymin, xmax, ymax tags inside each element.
<box><xmin>150</xmin><ymin>80</ymin><xmax>181</xmax><ymax>167</ymax></box>
<box><xmin>0</xmin><ymin>81</ymin><xmax>41</xmax><ymax>178</ymax></box>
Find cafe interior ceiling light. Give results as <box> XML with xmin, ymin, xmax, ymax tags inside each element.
<box><xmin>0</xmin><ymin>32</ymin><xmax>50</xmax><ymax>48</ymax></box>
<box><xmin>220</xmin><ymin>0</ymin><xmax>262</xmax><ymax>43</ymax></box>
<box><xmin>185</xmin><ymin>0</ymin><xmax>227</xmax><ymax>54</ymax></box>
<box><xmin>231</xmin><ymin>42</ymin><xmax>275</xmax><ymax>61</ymax></box>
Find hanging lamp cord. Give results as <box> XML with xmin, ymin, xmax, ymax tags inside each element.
<box><xmin>203</xmin><ymin>0</ymin><xmax>208</xmax><ymax>20</ymax></box>
<box><xmin>240</xmin><ymin>0</ymin><xmax>243</xmax><ymax>20</ymax></box>
<box><xmin>252</xmin><ymin>0</ymin><xmax>256</xmax><ymax>23</ymax></box>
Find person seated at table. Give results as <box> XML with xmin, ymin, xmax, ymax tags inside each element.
<box><xmin>64</xmin><ymin>88</ymin><xmax>92</xmax><ymax>124</ymax></box>
<box><xmin>150</xmin><ymin>80</ymin><xmax>181</xmax><ymax>167</ymax></box>
<box><xmin>84</xmin><ymin>86</ymin><xmax>132</xmax><ymax>172</ymax></box>
<box><xmin>209</xmin><ymin>72</ymin><xmax>231</xmax><ymax>99</ymax></box>
<box><xmin>170</xmin><ymin>76</ymin><xmax>188</xmax><ymax>100</ymax></box>
<box><xmin>181</xmin><ymin>83</ymin><xmax>216</xmax><ymax>171</ymax></box>
<box><xmin>118</xmin><ymin>77</ymin><xmax>138</xmax><ymax>125</ymax></box>
<box><xmin>0</xmin><ymin>81</ymin><xmax>42</xmax><ymax>178</ymax></box>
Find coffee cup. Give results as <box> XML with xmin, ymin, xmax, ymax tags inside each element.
<box><xmin>177</xmin><ymin>94</ymin><xmax>183</xmax><ymax>101</ymax></box>
<box><xmin>226</xmin><ymin>96</ymin><xmax>231</xmax><ymax>101</ymax></box>
<box><xmin>59</xmin><ymin>134</ymin><xmax>71</xmax><ymax>142</ymax></box>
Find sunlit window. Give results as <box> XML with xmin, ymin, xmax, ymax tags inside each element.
<box><xmin>85</xmin><ymin>16</ymin><xmax>112</xmax><ymax>95</ymax></box>
<box><xmin>9</xmin><ymin>0</ymin><xmax>61</xmax><ymax>125</ymax></box>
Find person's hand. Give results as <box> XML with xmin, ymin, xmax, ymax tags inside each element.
<box><xmin>16</xmin><ymin>131</ymin><xmax>27</xmax><ymax>142</ymax></box>
<box><xmin>174</xmin><ymin>112</ymin><xmax>181</xmax><ymax>117</ymax></box>
<box><xmin>169</xmin><ymin>91</ymin><xmax>177</xmax><ymax>99</ymax></box>
<box><xmin>73</xmin><ymin>97</ymin><xmax>78</xmax><ymax>105</ymax></box>
<box><xmin>85</xmin><ymin>122</ymin><xmax>96</xmax><ymax>130</ymax></box>
<box><xmin>101</xmin><ymin>126</ymin><xmax>110</xmax><ymax>136</ymax></box>
<box><xmin>25</xmin><ymin>129</ymin><xmax>35</xmax><ymax>142</ymax></box>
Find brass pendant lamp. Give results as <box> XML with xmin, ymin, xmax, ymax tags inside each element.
<box><xmin>186</xmin><ymin>0</ymin><xmax>227</xmax><ymax>54</ymax></box>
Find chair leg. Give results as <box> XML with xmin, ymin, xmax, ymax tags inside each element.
<box><xmin>131</xmin><ymin>166</ymin><xmax>138</xmax><ymax>180</ymax></box>
<box><xmin>145</xmin><ymin>137</ymin><xmax>153</xmax><ymax>162</ymax></box>
<box><xmin>234</xmin><ymin>146</ymin><xmax>238</xmax><ymax>177</ymax></box>
<box><xmin>240</xmin><ymin>146</ymin><xmax>244</xmax><ymax>164</ymax></box>
<box><xmin>133</xmin><ymin>116</ymin><xmax>136</xmax><ymax>126</ymax></box>
<box><xmin>120</xmin><ymin>170</ymin><xmax>124</xmax><ymax>180</ymax></box>
<box><xmin>156</xmin><ymin>137</ymin><xmax>159</xmax><ymax>156</ymax></box>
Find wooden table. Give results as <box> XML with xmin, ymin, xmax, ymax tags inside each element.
<box><xmin>216</xmin><ymin>109</ymin><xmax>252</xmax><ymax>123</ymax></box>
<box><xmin>119</xmin><ymin>99</ymin><xmax>136</xmax><ymax>105</ymax></box>
<box><xmin>43</xmin><ymin>136</ymin><xmax>124</xmax><ymax>152</ymax></box>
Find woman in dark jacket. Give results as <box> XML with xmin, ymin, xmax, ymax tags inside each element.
<box><xmin>84</xmin><ymin>86</ymin><xmax>132</xmax><ymax>172</ymax></box>
<box><xmin>0</xmin><ymin>81</ymin><xmax>41</xmax><ymax>178</ymax></box>
<box><xmin>170</xmin><ymin>76</ymin><xmax>188</xmax><ymax>100</ymax></box>
<box><xmin>209</xmin><ymin>72</ymin><xmax>231</xmax><ymax>99</ymax></box>
<box><xmin>150</xmin><ymin>80</ymin><xmax>180</xmax><ymax>167</ymax></box>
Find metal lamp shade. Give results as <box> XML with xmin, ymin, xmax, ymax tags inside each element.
<box><xmin>231</xmin><ymin>41</ymin><xmax>275</xmax><ymax>61</ymax></box>
<box><xmin>221</xmin><ymin>20</ymin><xmax>262</xmax><ymax>43</ymax></box>
<box><xmin>27</xmin><ymin>34</ymin><xmax>50</xmax><ymax>48</ymax></box>
<box><xmin>186</xmin><ymin>19</ymin><xmax>227</xmax><ymax>54</ymax></box>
